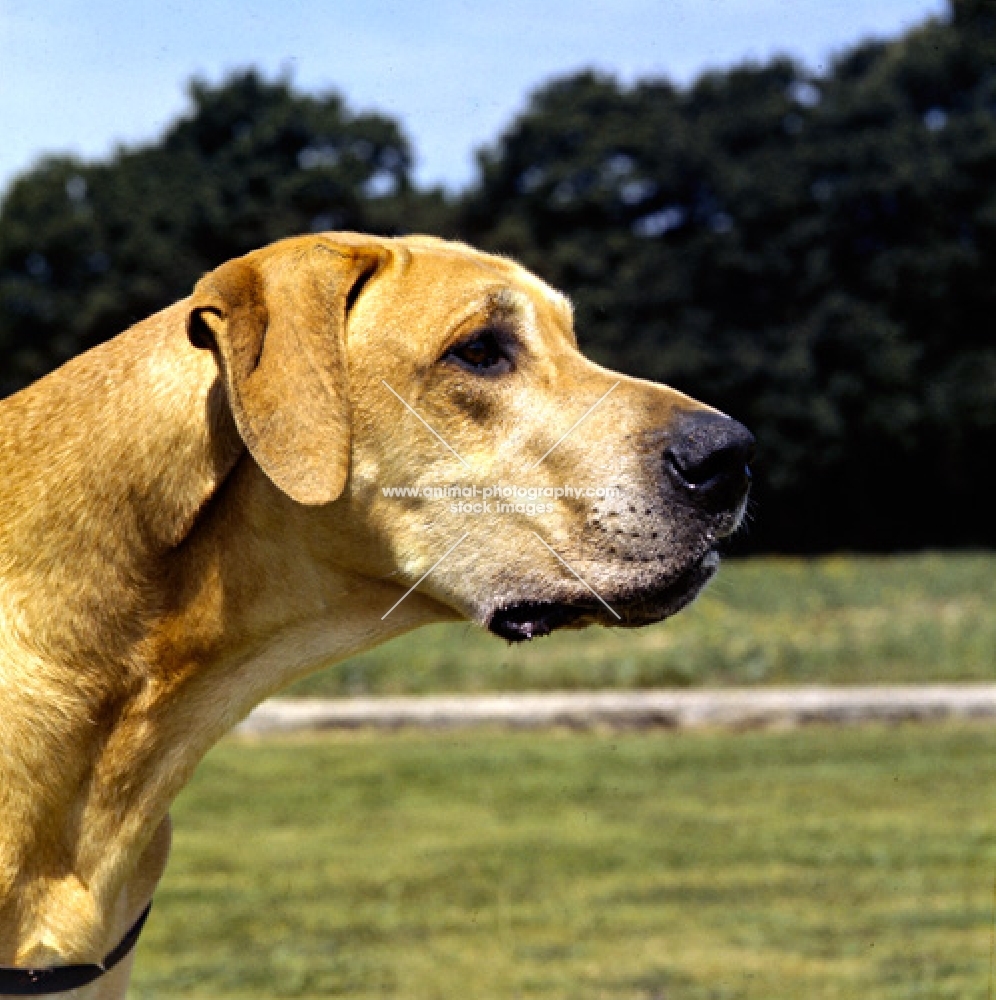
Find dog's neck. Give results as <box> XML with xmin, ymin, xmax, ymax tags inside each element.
<box><xmin>0</xmin><ymin>304</ymin><xmax>445</xmax><ymax>965</ymax></box>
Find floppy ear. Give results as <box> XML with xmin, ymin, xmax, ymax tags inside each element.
<box><xmin>187</xmin><ymin>241</ymin><xmax>386</xmax><ymax>505</ymax></box>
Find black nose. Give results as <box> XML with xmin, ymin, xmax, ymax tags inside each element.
<box><xmin>664</xmin><ymin>411</ymin><xmax>755</xmax><ymax>513</ymax></box>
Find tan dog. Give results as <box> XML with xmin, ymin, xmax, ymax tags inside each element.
<box><xmin>0</xmin><ymin>233</ymin><xmax>752</xmax><ymax>996</ymax></box>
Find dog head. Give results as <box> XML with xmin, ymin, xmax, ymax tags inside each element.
<box><xmin>188</xmin><ymin>233</ymin><xmax>754</xmax><ymax>641</ymax></box>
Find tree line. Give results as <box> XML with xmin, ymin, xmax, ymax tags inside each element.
<box><xmin>1</xmin><ymin>0</ymin><xmax>994</xmax><ymax>552</ymax></box>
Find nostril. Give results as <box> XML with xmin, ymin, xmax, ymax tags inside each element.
<box><xmin>667</xmin><ymin>444</ymin><xmax>748</xmax><ymax>489</ymax></box>
<box><xmin>664</xmin><ymin>412</ymin><xmax>755</xmax><ymax>511</ymax></box>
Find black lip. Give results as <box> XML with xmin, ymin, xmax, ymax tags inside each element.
<box><xmin>488</xmin><ymin>552</ymin><xmax>717</xmax><ymax>643</ymax></box>
<box><xmin>489</xmin><ymin>602</ymin><xmax>586</xmax><ymax>643</ymax></box>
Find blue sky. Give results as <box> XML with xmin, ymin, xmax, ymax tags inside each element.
<box><xmin>0</xmin><ymin>0</ymin><xmax>946</xmax><ymax>197</ymax></box>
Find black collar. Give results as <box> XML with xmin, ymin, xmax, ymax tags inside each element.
<box><xmin>0</xmin><ymin>903</ymin><xmax>151</xmax><ymax>995</ymax></box>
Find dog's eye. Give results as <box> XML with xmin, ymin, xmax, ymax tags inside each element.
<box><xmin>445</xmin><ymin>331</ymin><xmax>511</xmax><ymax>373</ymax></box>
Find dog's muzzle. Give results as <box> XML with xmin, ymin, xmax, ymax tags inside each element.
<box><xmin>488</xmin><ymin>410</ymin><xmax>755</xmax><ymax>643</ymax></box>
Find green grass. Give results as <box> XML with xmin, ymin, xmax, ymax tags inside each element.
<box><xmin>287</xmin><ymin>553</ymin><xmax>996</xmax><ymax>696</ymax></box>
<box><xmin>132</xmin><ymin>726</ymin><xmax>996</xmax><ymax>999</ymax></box>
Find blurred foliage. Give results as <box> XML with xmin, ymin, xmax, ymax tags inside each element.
<box><xmin>0</xmin><ymin>70</ymin><xmax>451</xmax><ymax>393</ymax></box>
<box><xmin>3</xmin><ymin>1</ymin><xmax>996</xmax><ymax>549</ymax></box>
<box><xmin>460</xmin><ymin>0</ymin><xmax>996</xmax><ymax>549</ymax></box>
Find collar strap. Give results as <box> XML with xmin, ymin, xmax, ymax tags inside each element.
<box><xmin>0</xmin><ymin>903</ymin><xmax>151</xmax><ymax>996</ymax></box>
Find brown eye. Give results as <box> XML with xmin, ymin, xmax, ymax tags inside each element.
<box><xmin>446</xmin><ymin>331</ymin><xmax>511</xmax><ymax>373</ymax></box>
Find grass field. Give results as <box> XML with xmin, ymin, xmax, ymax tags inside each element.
<box><xmin>133</xmin><ymin>725</ymin><xmax>996</xmax><ymax>999</ymax></box>
<box><xmin>287</xmin><ymin>553</ymin><xmax>996</xmax><ymax>696</ymax></box>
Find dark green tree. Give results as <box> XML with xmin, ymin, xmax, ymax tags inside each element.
<box><xmin>460</xmin><ymin>0</ymin><xmax>996</xmax><ymax>550</ymax></box>
<box><xmin>0</xmin><ymin>70</ymin><xmax>435</xmax><ymax>394</ymax></box>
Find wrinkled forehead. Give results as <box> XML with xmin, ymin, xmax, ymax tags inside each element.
<box><xmin>361</xmin><ymin>238</ymin><xmax>576</xmax><ymax>354</ymax></box>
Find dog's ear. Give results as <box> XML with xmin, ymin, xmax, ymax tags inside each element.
<box><xmin>187</xmin><ymin>240</ymin><xmax>386</xmax><ymax>505</ymax></box>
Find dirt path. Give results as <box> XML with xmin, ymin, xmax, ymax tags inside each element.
<box><xmin>235</xmin><ymin>685</ymin><xmax>996</xmax><ymax>735</ymax></box>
